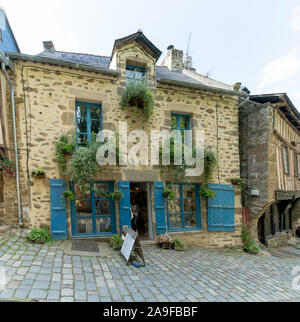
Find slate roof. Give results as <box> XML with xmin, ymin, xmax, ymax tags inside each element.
<box><xmin>39</xmin><ymin>50</ymin><xmax>110</xmax><ymax>69</ymax></box>
<box><xmin>38</xmin><ymin>51</ymin><xmax>208</xmax><ymax>86</ymax></box>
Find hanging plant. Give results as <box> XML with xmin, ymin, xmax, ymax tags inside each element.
<box><xmin>55</xmin><ymin>133</ymin><xmax>76</xmax><ymax>174</ymax></box>
<box><xmin>63</xmin><ymin>189</ymin><xmax>75</xmax><ymax>201</ymax></box>
<box><xmin>231</xmin><ymin>178</ymin><xmax>247</xmax><ymax>192</ymax></box>
<box><xmin>101</xmin><ymin>189</ymin><xmax>124</xmax><ymax>201</ymax></box>
<box><xmin>199</xmin><ymin>184</ymin><xmax>216</xmax><ymax>200</ymax></box>
<box><xmin>31</xmin><ymin>167</ymin><xmax>46</xmax><ymax>178</ymax></box>
<box><xmin>120</xmin><ymin>80</ymin><xmax>155</xmax><ymax>120</ymax></box>
<box><xmin>163</xmin><ymin>186</ymin><xmax>176</xmax><ymax>200</ymax></box>
<box><xmin>0</xmin><ymin>156</ymin><xmax>15</xmax><ymax>175</ymax></box>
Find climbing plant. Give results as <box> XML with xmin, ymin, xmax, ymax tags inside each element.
<box><xmin>55</xmin><ymin>133</ymin><xmax>76</xmax><ymax>174</ymax></box>
<box><xmin>120</xmin><ymin>80</ymin><xmax>155</xmax><ymax>120</ymax></box>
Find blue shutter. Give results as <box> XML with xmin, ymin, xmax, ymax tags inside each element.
<box><xmin>207</xmin><ymin>184</ymin><xmax>235</xmax><ymax>232</ymax></box>
<box><xmin>154</xmin><ymin>182</ymin><xmax>166</xmax><ymax>235</ymax></box>
<box><xmin>118</xmin><ymin>181</ymin><xmax>131</xmax><ymax>231</ymax></box>
<box><xmin>50</xmin><ymin>179</ymin><xmax>68</xmax><ymax>240</ymax></box>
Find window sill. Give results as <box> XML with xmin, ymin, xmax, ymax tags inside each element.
<box><xmin>167</xmin><ymin>229</ymin><xmax>203</xmax><ymax>235</ymax></box>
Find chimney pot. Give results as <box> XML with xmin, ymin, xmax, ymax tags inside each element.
<box><xmin>43</xmin><ymin>41</ymin><xmax>55</xmax><ymax>51</ymax></box>
<box><xmin>167</xmin><ymin>45</ymin><xmax>174</xmax><ymax>50</ymax></box>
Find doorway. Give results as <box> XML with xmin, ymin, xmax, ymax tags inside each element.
<box><xmin>130</xmin><ymin>182</ymin><xmax>154</xmax><ymax>240</ymax></box>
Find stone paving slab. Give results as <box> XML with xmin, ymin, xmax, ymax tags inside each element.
<box><xmin>0</xmin><ymin>237</ymin><xmax>300</xmax><ymax>302</ymax></box>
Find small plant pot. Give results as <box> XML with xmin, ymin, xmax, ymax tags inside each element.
<box><xmin>163</xmin><ymin>192</ymin><xmax>170</xmax><ymax>198</ymax></box>
<box><xmin>244</xmin><ymin>248</ymin><xmax>258</xmax><ymax>255</ymax></box>
<box><xmin>32</xmin><ymin>174</ymin><xmax>46</xmax><ymax>179</ymax></box>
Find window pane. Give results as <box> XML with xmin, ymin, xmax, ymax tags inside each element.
<box><xmin>171</xmin><ymin>185</ymin><xmax>180</xmax><ymax>198</ymax></box>
<box><xmin>184</xmin><ymin>199</ymin><xmax>196</xmax><ymax>213</ymax></box>
<box><xmin>169</xmin><ymin>215</ymin><xmax>182</xmax><ymax>229</ymax></box>
<box><xmin>185</xmin><ymin>214</ymin><xmax>197</xmax><ymax>228</ymax></box>
<box><xmin>77</xmin><ymin>118</ymin><xmax>87</xmax><ymax>133</ymax></box>
<box><xmin>96</xmin><ymin>217</ymin><xmax>111</xmax><ymax>233</ymax></box>
<box><xmin>77</xmin><ymin>134</ymin><xmax>88</xmax><ymax>146</ymax></box>
<box><xmin>76</xmin><ymin>200</ymin><xmax>92</xmax><ymax>216</ymax></box>
<box><xmin>180</xmin><ymin>116</ymin><xmax>189</xmax><ymax>129</ymax></box>
<box><xmin>183</xmin><ymin>185</ymin><xmax>195</xmax><ymax>198</ymax></box>
<box><xmin>77</xmin><ymin>218</ymin><xmax>93</xmax><ymax>234</ymax></box>
<box><xmin>91</xmin><ymin>120</ymin><xmax>101</xmax><ymax>136</ymax></box>
<box><xmin>75</xmin><ymin>185</ymin><xmax>91</xmax><ymax>198</ymax></box>
<box><xmin>94</xmin><ymin>183</ymin><xmax>109</xmax><ymax>197</ymax></box>
<box><xmin>76</xmin><ymin>104</ymin><xmax>87</xmax><ymax>118</ymax></box>
<box><xmin>95</xmin><ymin>200</ymin><xmax>111</xmax><ymax>215</ymax></box>
<box><xmin>168</xmin><ymin>200</ymin><xmax>181</xmax><ymax>213</ymax></box>
<box><xmin>171</xmin><ymin>116</ymin><xmax>177</xmax><ymax>129</ymax></box>
<box><xmin>90</xmin><ymin>106</ymin><xmax>101</xmax><ymax>119</ymax></box>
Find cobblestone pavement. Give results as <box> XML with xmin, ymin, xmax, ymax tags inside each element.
<box><xmin>0</xmin><ymin>236</ymin><xmax>300</xmax><ymax>302</ymax></box>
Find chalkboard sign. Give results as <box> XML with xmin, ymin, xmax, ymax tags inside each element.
<box><xmin>121</xmin><ymin>227</ymin><xmax>145</xmax><ymax>267</ymax></box>
<box><xmin>121</xmin><ymin>228</ymin><xmax>137</xmax><ymax>262</ymax></box>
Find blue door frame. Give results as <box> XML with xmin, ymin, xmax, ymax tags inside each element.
<box><xmin>70</xmin><ymin>181</ymin><xmax>116</xmax><ymax>238</ymax></box>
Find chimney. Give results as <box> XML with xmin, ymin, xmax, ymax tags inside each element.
<box><xmin>162</xmin><ymin>45</ymin><xmax>184</xmax><ymax>73</ymax></box>
<box><xmin>43</xmin><ymin>41</ymin><xmax>55</xmax><ymax>52</ymax></box>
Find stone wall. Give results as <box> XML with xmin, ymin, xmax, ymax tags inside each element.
<box><xmin>1</xmin><ymin>41</ymin><xmax>243</xmax><ymax>248</ymax></box>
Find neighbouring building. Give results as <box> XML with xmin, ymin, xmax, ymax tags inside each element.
<box><xmin>0</xmin><ymin>7</ymin><xmax>20</xmax><ymax>229</ymax></box>
<box><xmin>0</xmin><ymin>30</ymin><xmax>246</xmax><ymax>248</ymax></box>
<box><xmin>239</xmin><ymin>93</ymin><xmax>300</xmax><ymax>247</ymax></box>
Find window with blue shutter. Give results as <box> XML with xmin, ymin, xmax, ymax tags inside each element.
<box><xmin>50</xmin><ymin>179</ymin><xmax>68</xmax><ymax>240</ymax></box>
<box><xmin>75</xmin><ymin>101</ymin><xmax>102</xmax><ymax>146</ymax></box>
<box><xmin>167</xmin><ymin>183</ymin><xmax>201</xmax><ymax>231</ymax></box>
<box><xmin>207</xmin><ymin>184</ymin><xmax>235</xmax><ymax>232</ymax></box>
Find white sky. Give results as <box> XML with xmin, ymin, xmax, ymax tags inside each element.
<box><xmin>1</xmin><ymin>0</ymin><xmax>300</xmax><ymax>109</ymax></box>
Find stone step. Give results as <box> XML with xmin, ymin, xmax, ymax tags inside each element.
<box><xmin>0</xmin><ymin>225</ymin><xmax>11</xmax><ymax>233</ymax></box>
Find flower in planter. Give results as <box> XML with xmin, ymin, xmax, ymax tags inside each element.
<box><xmin>0</xmin><ymin>157</ymin><xmax>15</xmax><ymax>175</ymax></box>
<box><xmin>31</xmin><ymin>167</ymin><xmax>46</xmax><ymax>178</ymax></box>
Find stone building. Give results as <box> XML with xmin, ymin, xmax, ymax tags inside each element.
<box><xmin>0</xmin><ymin>30</ymin><xmax>245</xmax><ymax>248</ymax></box>
<box><xmin>239</xmin><ymin>93</ymin><xmax>300</xmax><ymax>247</ymax></box>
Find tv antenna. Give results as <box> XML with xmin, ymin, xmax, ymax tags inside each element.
<box><xmin>185</xmin><ymin>32</ymin><xmax>193</xmax><ymax>69</ymax></box>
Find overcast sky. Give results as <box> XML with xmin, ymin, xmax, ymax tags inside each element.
<box><xmin>1</xmin><ymin>0</ymin><xmax>300</xmax><ymax>108</ymax></box>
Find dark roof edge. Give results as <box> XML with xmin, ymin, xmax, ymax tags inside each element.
<box><xmin>6</xmin><ymin>52</ymin><xmax>121</xmax><ymax>76</ymax></box>
<box><xmin>158</xmin><ymin>78</ymin><xmax>247</xmax><ymax>97</ymax></box>
<box><xmin>251</xmin><ymin>93</ymin><xmax>300</xmax><ymax>121</ymax></box>
<box><xmin>0</xmin><ymin>8</ymin><xmax>20</xmax><ymax>53</ymax></box>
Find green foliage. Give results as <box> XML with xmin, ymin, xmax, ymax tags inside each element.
<box><xmin>0</xmin><ymin>156</ymin><xmax>15</xmax><ymax>175</ymax></box>
<box><xmin>55</xmin><ymin>134</ymin><xmax>76</xmax><ymax>174</ymax></box>
<box><xmin>31</xmin><ymin>167</ymin><xmax>45</xmax><ymax>177</ymax></box>
<box><xmin>163</xmin><ymin>186</ymin><xmax>176</xmax><ymax>200</ymax></box>
<box><xmin>28</xmin><ymin>227</ymin><xmax>53</xmax><ymax>244</ymax></box>
<box><xmin>231</xmin><ymin>178</ymin><xmax>248</xmax><ymax>191</ymax></box>
<box><xmin>158</xmin><ymin>141</ymin><xmax>217</xmax><ymax>182</ymax></box>
<box><xmin>63</xmin><ymin>189</ymin><xmax>75</xmax><ymax>201</ymax></box>
<box><xmin>101</xmin><ymin>189</ymin><xmax>124</xmax><ymax>201</ymax></box>
<box><xmin>110</xmin><ymin>235</ymin><xmax>123</xmax><ymax>250</ymax></box>
<box><xmin>120</xmin><ymin>80</ymin><xmax>155</xmax><ymax>120</ymax></box>
<box><xmin>241</xmin><ymin>224</ymin><xmax>260</xmax><ymax>255</ymax></box>
<box><xmin>199</xmin><ymin>184</ymin><xmax>216</xmax><ymax>200</ymax></box>
<box><xmin>68</xmin><ymin>134</ymin><xmax>101</xmax><ymax>195</ymax></box>
<box><xmin>172</xmin><ymin>238</ymin><xmax>185</xmax><ymax>251</ymax></box>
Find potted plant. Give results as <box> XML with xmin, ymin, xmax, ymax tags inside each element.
<box><xmin>31</xmin><ymin>167</ymin><xmax>46</xmax><ymax>179</ymax></box>
<box><xmin>100</xmin><ymin>190</ymin><xmax>124</xmax><ymax>201</ymax></box>
<box><xmin>241</xmin><ymin>224</ymin><xmax>260</xmax><ymax>255</ymax></box>
<box><xmin>163</xmin><ymin>186</ymin><xmax>175</xmax><ymax>200</ymax></box>
<box><xmin>63</xmin><ymin>189</ymin><xmax>75</xmax><ymax>201</ymax></box>
<box><xmin>231</xmin><ymin>178</ymin><xmax>247</xmax><ymax>191</ymax></box>
<box><xmin>28</xmin><ymin>227</ymin><xmax>53</xmax><ymax>244</ymax></box>
<box><xmin>199</xmin><ymin>184</ymin><xmax>216</xmax><ymax>200</ymax></box>
<box><xmin>172</xmin><ymin>238</ymin><xmax>185</xmax><ymax>251</ymax></box>
<box><xmin>55</xmin><ymin>133</ymin><xmax>76</xmax><ymax>174</ymax></box>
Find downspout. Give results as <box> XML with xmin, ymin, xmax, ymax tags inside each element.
<box><xmin>0</xmin><ymin>54</ymin><xmax>23</xmax><ymax>227</ymax></box>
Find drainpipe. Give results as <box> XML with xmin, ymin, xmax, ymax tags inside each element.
<box><xmin>0</xmin><ymin>52</ymin><xmax>23</xmax><ymax>227</ymax></box>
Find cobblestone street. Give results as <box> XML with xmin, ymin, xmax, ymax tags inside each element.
<box><xmin>0</xmin><ymin>236</ymin><xmax>300</xmax><ymax>302</ymax></box>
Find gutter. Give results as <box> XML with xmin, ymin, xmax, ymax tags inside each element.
<box><xmin>158</xmin><ymin>78</ymin><xmax>249</xmax><ymax>97</ymax></box>
<box><xmin>0</xmin><ymin>50</ymin><xmax>23</xmax><ymax>227</ymax></box>
<box><xmin>6</xmin><ymin>52</ymin><xmax>121</xmax><ymax>77</ymax></box>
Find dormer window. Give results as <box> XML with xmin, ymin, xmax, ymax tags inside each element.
<box><xmin>126</xmin><ymin>64</ymin><xmax>145</xmax><ymax>85</ymax></box>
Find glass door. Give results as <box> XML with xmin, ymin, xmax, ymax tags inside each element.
<box><xmin>71</xmin><ymin>182</ymin><xmax>116</xmax><ymax>237</ymax></box>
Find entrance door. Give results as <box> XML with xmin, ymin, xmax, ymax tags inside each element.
<box><xmin>70</xmin><ymin>181</ymin><xmax>116</xmax><ymax>237</ymax></box>
<box><xmin>130</xmin><ymin>182</ymin><xmax>153</xmax><ymax>240</ymax></box>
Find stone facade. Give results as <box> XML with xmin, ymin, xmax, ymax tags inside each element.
<box><xmin>0</xmin><ymin>34</ymin><xmax>243</xmax><ymax>248</ymax></box>
<box><xmin>239</xmin><ymin>95</ymin><xmax>300</xmax><ymax>246</ymax></box>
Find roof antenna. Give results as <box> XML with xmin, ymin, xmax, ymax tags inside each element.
<box><xmin>184</xmin><ymin>32</ymin><xmax>193</xmax><ymax>69</ymax></box>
